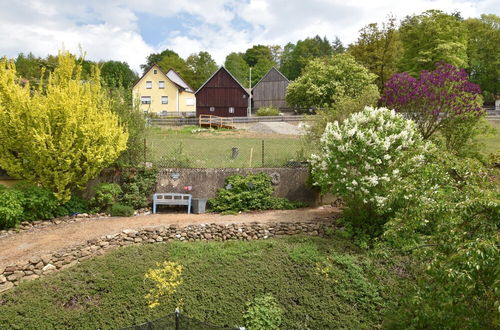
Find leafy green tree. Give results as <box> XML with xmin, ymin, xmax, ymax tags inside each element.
<box><xmin>465</xmin><ymin>14</ymin><xmax>500</xmax><ymax>103</ymax></box>
<box><xmin>332</xmin><ymin>36</ymin><xmax>346</xmax><ymax>54</ymax></box>
<box><xmin>243</xmin><ymin>45</ymin><xmax>274</xmax><ymax>67</ymax></box>
<box><xmin>399</xmin><ymin>10</ymin><xmax>468</xmax><ymax>75</ymax></box>
<box><xmin>285</xmin><ymin>53</ymin><xmax>378</xmax><ymax>109</ymax></box>
<box><xmin>224</xmin><ymin>52</ymin><xmax>250</xmax><ymax>86</ymax></box>
<box><xmin>100</xmin><ymin>61</ymin><xmax>137</xmax><ymax>88</ymax></box>
<box><xmin>280</xmin><ymin>35</ymin><xmax>334</xmax><ymax>80</ymax></box>
<box><xmin>0</xmin><ymin>52</ymin><xmax>128</xmax><ymax>201</ymax></box>
<box><xmin>185</xmin><ymin>51</ymin><xmax>218</xmax><ymax>90</ymax></box>
<box><xmin>140</xmin><ymin>49</ymin><xmax>178</xmax><ymax>73</ymax></box>
<box><xmin>348</xmin><ymin>17</ymin><xmax>402</xmax><ymax>90</ymax></box>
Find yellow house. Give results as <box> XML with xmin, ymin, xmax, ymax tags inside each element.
<box><xmin>132</xmin><ymin>64</ymin><xmax>196</xmax><ymax>115</ymax></box>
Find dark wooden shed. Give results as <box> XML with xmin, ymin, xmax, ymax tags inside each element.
<box><xmin>195</xmin><ymin>67</ymin><xmax>250</xmax><ymax>117</ymax></box>
<box><xmin>251</xmin><ymin>67</ymin><xmax>289</xmax><ymax>111</ymax></box>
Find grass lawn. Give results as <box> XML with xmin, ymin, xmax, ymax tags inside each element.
<box><xmin>0</xmin><ymin>236</ymin><xmax>414</xmax><ymax>329</ymax></box>
<box><xmin>479</xmin><ymin>120</ymin><xmax>500</xmax><ymax>154</ymax></box>
<box><xmin>146</xmin><ymin>126</ymin><xmax>309</xmax><ymax>168</ymax></box>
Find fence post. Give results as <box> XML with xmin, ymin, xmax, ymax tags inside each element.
<box><xmin>175</xmin><ymin>308</ymin><xmax>180</xmax><ymax>330</ymax></box>
<box><xmin>261</xmin><ymin>140</ymin><xmax>264</xmax><ymax>167</ymax></box>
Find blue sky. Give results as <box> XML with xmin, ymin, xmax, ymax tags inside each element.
<box><xmin>0</xmin><ymin>0</ymin><xmax>498</xmax><ymax>73</ymax></box>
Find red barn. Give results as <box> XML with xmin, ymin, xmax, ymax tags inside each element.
<box><xmin>195</xmin><ymin>67</ymin><xmax>250</xmax><ymax>117</ymax></box>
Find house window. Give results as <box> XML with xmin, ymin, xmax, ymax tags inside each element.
<box><xmin>141</xmin><ymin>96</ymin><xmax>151</xmax><ymax>104</ymax></box>
<box><xmin>161</xmin><ymin>96</ymin><xmax>168</xmax><ymax>104</ymax></box>
<box><xmin>154</xmin><ymin>69</ymin><xmax>158</xmax><ymax>74</ymax></box>
<box><xmin>159</xmin><ymin>81</ymin><xmax>165</xmax><ymax>89</ymax></box>
<box><xmin>186</xmin><ymin>98</ymin><xmax>194</xmax><ymax>106</ymax></box>
<box><xmin>210</xmin><ymin>107</ymin><xmax>215</xmax><ymax>112</ymax></box>
<box><xmin>146</xmin><ymin>81</ymin><xmax>152</xmax><ymax>89</ymax></box>
<box><xmin>229</xmin><ymin>107</ymin><xmax>235</xmax><ymax>114</ymax></box>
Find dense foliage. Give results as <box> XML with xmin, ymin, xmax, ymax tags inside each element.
<box><xmin>381</xmin><ymin>62</ymin><xmax>483</xmax><ymax>141</ymax></box>
<box><xmin>255</xmin><ymin>106</ymin><xmax>280</xmax><ymax>116</ymax></box>
<box><xmin>209</xmin><ymin>173</ymin><xmax>302</xmax><ymax>214</ymax></box>
<box><xmin>90</xmin><ymin>183</ymin><xmax>123</xmax><ymax>213</ymax></box>
<box><xmin>310</xmin><ymin>107</ymin><xmax>429</xmax><ymax>244</ymax></box>
<box><xmin>286</xmin><ymin>53</ymin><xmax>378</xmax><ymax>109</ymax></box>
<box><xmin>0</xmin><ymin>52</ymin><xmax>128</xmax><ymax>201</ymax></box>
<box><xmin>243</xmin><ymin>294</ymin><xmax>284</xmax><ymax>330</ymax></box>
<box><xmin>0</xmin><ymin>237</ymin><xmax>413</xmax><ymax>329</ymax></box>
<box><xmin>0</xmin><ymin>183</ymin><xmax>90</xmax><ymax>229</ymax></box>
<box><xmin>108</xmin><ymin>203</ymin><xmax>134</xmax><ymax>217</ymax></box>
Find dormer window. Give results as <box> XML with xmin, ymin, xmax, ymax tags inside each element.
<box><xmin>146</xmin><ymin>81</ymin><xmax>152</xmax><ymax>89</ymax></box>
<box><xmin>154</xmin><ymin>69</ymin><xmax>158</xmax><ymax>74</ymax></box>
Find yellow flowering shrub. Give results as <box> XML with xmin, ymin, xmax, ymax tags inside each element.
<box><xmin>144</xmin><ymin>261</ymin><xmax>183</xmax><ymax>309</ymax></box>
<box><xmin>0</xmin><ymin>51</ymin><xmax>128</xmax><ymax>201</ymax></box>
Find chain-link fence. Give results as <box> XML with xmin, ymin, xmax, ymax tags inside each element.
<box><xmin>120</xmin><ymin>310</ymin><xmax>242</xmax><ymax>330</ymax></box>
<box><xmin>145</xmin><ymin>129</ymin><xmax>312</xmax><ymax>168</ymax></box>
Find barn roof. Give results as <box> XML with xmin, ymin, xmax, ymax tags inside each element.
<box><xmin>195</xmin><ymin>66</ymin><xmax>250</xmax><ymax>96</ymax></box>
<box><xmin>252</xmin><ymin>67</ymin><xmax>289</xmax><ymax>89</ymax></box>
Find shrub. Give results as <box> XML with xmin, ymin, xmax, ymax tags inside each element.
<box><xmin>144</xmin><ymin>261</ymin><xmax>183</xmax><ymax>309</ymax></box>
<box><xmin>14</xmin><ymin>183</ymin><xmax>61</xmax><ymax>221</ymax></box>
<box><xmin>90</xmin><ymin>183</ymin><xmax>122</xmax><ymax>212</ymax></box>
<box><xmin>243</xmin><ymin>294</ymin><xmax>284</xmax><ymax>330</ymax></box>
<box><xmin>256</xmin><ymin>106</ymin><xmax>279</xmax><ymax>116</ymax></box>
<box><xmin>309</xmin><ymin>106</ymin><xmax>430</xmax><ymax>244</ymax></box>
<box><xmin>120</xmin><ymin>167</ymin><xmax>157</xmax><ymax>209</ymax></box>
<box><xmin>208</xmin><ymin>173</ymin><xmax>302</xmax><ymax>214</ymax></box>
<box><xmin>108</xmin><ymin>203</ymin><xmax>134</xmax><ymax>217</ymax></box>
<box><xmin>62</xmin><ymin>195</ymin><xmax>90</xmax><ymax>215</ymax></box>
<box><xmin>0</xmin><ymin>187</ymin><xmax>24</xmax><ymax>229</ymax></box>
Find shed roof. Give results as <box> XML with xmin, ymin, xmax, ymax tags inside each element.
<box><xmin>195</xmin><ymin>66</ymin><xmax>250</xmax><ymax>96</ymax></box>
<box><xmin>252</xmin><ymin>67</ymin><xmax>289</xmax><ymax>89</ymax></box>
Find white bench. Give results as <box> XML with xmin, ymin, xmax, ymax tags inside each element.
<box><xmin>153</xmin><ymin>193</ymin><xmax>192</xmax><ymax>214</ymax></box>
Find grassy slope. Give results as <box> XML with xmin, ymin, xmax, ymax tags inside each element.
<box><xmin>0</xmin><ymin>236</ymin><xmax>413</xmax><ymax>329</ymax></box>
<box><xmin>479</xmin><ymin>120</ymin><xmax>500</xmax><ymax>154</ymax></box>
<box><xmin>147</xmin><ymin>127</ymin><xmax>307</xmax><ymax>168</ymax></box>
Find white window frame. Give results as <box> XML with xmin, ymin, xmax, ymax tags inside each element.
<box><xmin>141</xmin><ymin>96</ymin><xmax>151</xmax><ymax>104</ymax></box>
<box><xmin>186</xmin><ymin>98</ymin><xmax>194</xmax><ymax>106</ymax></box>
<box><xmin>159</xmin><ymin>81</ymin><xmax>165</xmax><ymax>89</ymax></box>
<box><xmin>229</xmin><ymin>107</ymin><xmax>235</xmax><ymax>114</ymax></box>
<box><xmin>145</xmin><ymin>81</ymin><xmax>152</xmax><ymax>89</ymax></box>
<box><xmin>210</xmin><ymin>106</ymin><xmax>215</xmax><ymax>112</ymax></box>
<box><xmin>161</xmin><ymin>96</ymin><xmax>168</xmax><ymax>104</ymax></box>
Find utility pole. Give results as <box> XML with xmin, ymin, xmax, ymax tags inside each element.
<box><xmin>248</xmin><ymin>67</ymin><xmax>252</xmax><ymax>117</ymax></box>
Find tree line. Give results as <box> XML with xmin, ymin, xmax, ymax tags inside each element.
<box><xmin>4</xmin><ymin>10</ymin><xmax>498</xmax><ymax>103</ymax></box>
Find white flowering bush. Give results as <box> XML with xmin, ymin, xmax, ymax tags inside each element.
<box><xmin>310</xmin><ymin>106</ymin><xmax>430</xmax><ymax>239</ymax></box>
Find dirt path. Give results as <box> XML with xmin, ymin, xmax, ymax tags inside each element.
<box><xmin>0</xmin><ymin>207</ymin><xmax>340</xmax><ymax>270</ymax></box>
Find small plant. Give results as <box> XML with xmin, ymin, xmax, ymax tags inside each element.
<box><xmin>14</xmin><ymin>183</ymin><xmax>61</xmax><ymax>221</ymax></box>
<box><xmin>256</xmin><ymin>106</ymin><xmax>280</xmax><ymax>116</ymax></box>
<box><xmin>108</xmin><ymin>203</ymin><xmax>134</xmax><ymax>217</ymax></box>
<box><xmin>243</xmin><ymin>294</ymin><xmax>284</xmax><ymax>330</ymax></box>
<box><xmin>0</xmin><ymin>187</ymin><xmax>24</xmax><ymax>229</ymax></box>
<box><xmin>144</xmin><ymin>261</ymin><xmax>183</xmax><ymax>309</ymax></box>
<box><xmin>62</xmin><ymin>195</ymin><xmax>90</xmax><ymax>215</ymax></box>
<box><xmin>90</xmin><ymin>183</ymin><xmax>122</xmax><ymax>212</ymax></box>
<box><xmin>208</xmin><ymin>173</ymin><xmax>302</xmax><ymax>214</ymax></box>
<box><xmin>120</xmin><ymin>167</ymin><xmax>157</xmax><ymax>209</ymax></box>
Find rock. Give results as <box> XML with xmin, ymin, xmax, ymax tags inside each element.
<box><xmin>41</xmin><ymin>255</ymin><xmax>52</xmax><ymax>265</ymax></box>
<box><xmin>0</xmin><ymin>281</ymin><xmax>13</xmax><ymax>293</ymax></box>
<box><xmin>134</xmin><ymin>237</ymin><xmax>143</xmax><ymax>243</ymax></box>
<box><xmin>123</xmin><ymin>229</ymin><xmax>138</xmax><ymax>235</ymax></box>
<box><xmin>20</xmin><ymin>274</ymin><xmax>39</xmax><ymax>283</ymax></box>
<box><xmin>76</xmin><ymin>213</ymin><xmax>88</xmax><ymax>218</ymax></box>
<box><xmin>42</xmin><ymin>264</ymin><xmax>56</xmax><ymax>272</ymax></box>
<box><xmin>0</xmin><ymin>275</ymin><xmax>6</xmax><ymax>283</ymax></box>
<box><xmin>4</xmin><ymin>265</ymin><xmax>17</xmax><ymax>273</ymax></box>
<box><xmin>99</xmin><ymin>241</ymin><xmax>110</xmax><ymax>247</ymax></box>
<box><xmin>156</xmin><ymin>237</ymin><xmax>163</xmax><ymax>242</ymax></box>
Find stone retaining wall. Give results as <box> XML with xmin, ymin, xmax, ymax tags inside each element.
<box><xmin>0</xmin><ymin>221</ymin><xmax>334</xmax><ymax>293</ymax></box>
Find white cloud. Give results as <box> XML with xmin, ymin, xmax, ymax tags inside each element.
<box><xmin>0</xmin><ymin>0</ymin><xmax>498</xmax><ymax>71</ymax></box>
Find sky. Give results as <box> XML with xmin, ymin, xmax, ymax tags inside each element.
<box><xmin>0</xmin><ymin>0</ymin><xmax>498</xmax><ymax>73</ymax></box>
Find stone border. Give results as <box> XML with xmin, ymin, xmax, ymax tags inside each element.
<box><xmin>0</xmin><ymin>221</ymin><xmax>334</xmax><ymax>293</ymax></box>
<box><xmin>0</xmin><ymin>208</ymin><xmax>152</xmax><ymax>239</ymax></box>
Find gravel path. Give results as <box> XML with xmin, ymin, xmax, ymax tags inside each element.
<box><xmin>248</xmin><ymin>122</ymin><xmax>305</xmax><ymax>135</ymax></box>
<box><xmin>0</xmin><ymin>207</ymin><xmax>340</xmax><ymax>270</ymax></box>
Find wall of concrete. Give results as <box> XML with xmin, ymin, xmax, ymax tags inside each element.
<box><xmin>155</xmin><ymin>167</ymin><xmax>324</xmax><ymax>205</ymax></box>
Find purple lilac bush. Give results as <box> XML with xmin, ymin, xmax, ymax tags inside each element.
<box><xmin>381</xmin><ymin>62</ymin><xmax>483</xmax><ymax>139</ymax></box>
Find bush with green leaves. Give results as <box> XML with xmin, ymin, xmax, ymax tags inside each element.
<box><xmin>120</xmin><ymin>168</ymin><xmax>157</xmax><ymax>209</ymax></box>
<box><xmin>108</xmin><ymin>203</ymin><xmax>134</xmax><ymax>217</ymax></box>
<box><xmin>243</xmin><ymin>294</ymin><xmax>284</xmax><ymax>330</ymax></box>
<box><xmin>208</xmin><ymin>173</ymin><xmax>302</xmax><ymax>214</ymax></box>
<box><xmin>90</xmin><ymin>183</ymin><xmax>122</xmax><ymax>213</ymax></box>
<box><xmin>14</xmin><ymin>183</ymin><xmax>63</xmax><ymax>221</ymax></box>
<box><xmin>310</xmin><ymin>106</ymin><xmax>430</xmax><ymax>243</ymax></box>
<box><xmin>255</xmin><ymin>106</ymin><xmax>279</xmax><ymax>116</ymax></box>
<box><xmin>61</xmin><ymin>195</ymin><xmax>90</xmax><ymax>215</ymax></box>
<box><xmin>0</xmin><ymin>186</ymin><xmax>24</xmax><ymax>229</ymax></box>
